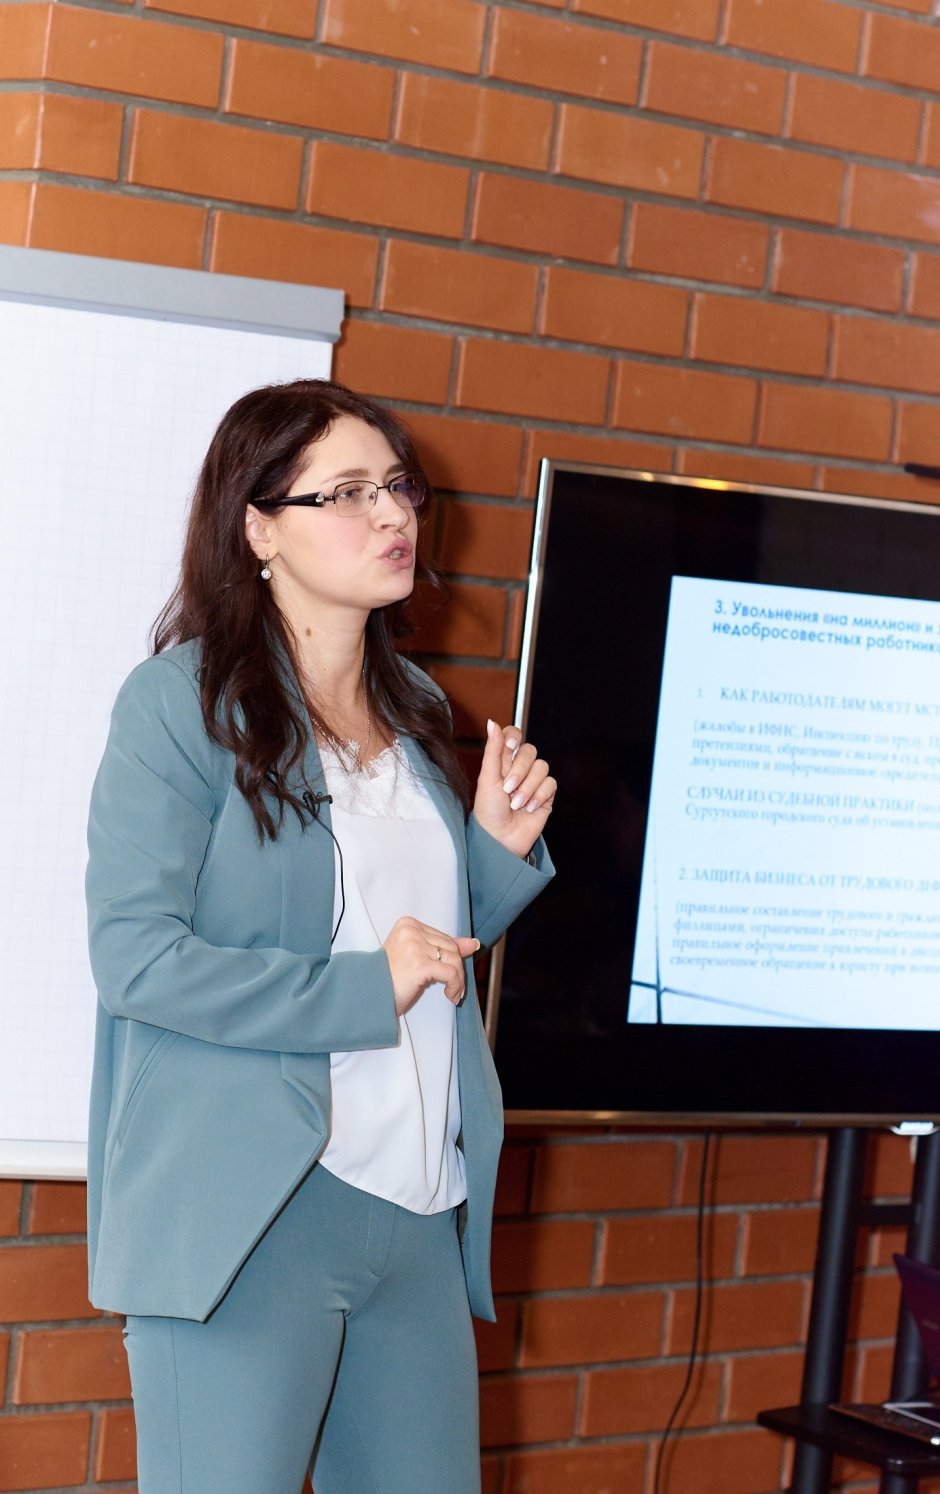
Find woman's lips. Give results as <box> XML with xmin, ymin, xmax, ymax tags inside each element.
<box><xmin>379</xmin><ymin>542</ymin><xmax>414</xmax><ymax>569</ymax></box>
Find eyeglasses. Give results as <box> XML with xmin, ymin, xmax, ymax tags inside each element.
<box><xmin>253</xmin><ymin>473</ymin><xmax>426</xmax><ymax>518</ymax></box>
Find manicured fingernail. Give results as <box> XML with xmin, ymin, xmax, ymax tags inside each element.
<box><xmin>503</xmin><ymin>775</ymin><xmax>519</xmax><ymax>793</ymax></box>
<box><xmin>486</xmin><ymin>718</ymin><xmax>496</xmax><ymax>738</ymax></box>
<box><xmin>506</xmin><ymin>737</ymin><xmax>519</xmax><ymax>752</ymax></box>
<box><xmin>510</xmin><ymin>792</ymin><xmax>526</xmax><ymax>811</ymax></box>
<box><xmin>526</xmin><ymin>799</ymin><xmax>539</xmax><ymax>813</ymax></box>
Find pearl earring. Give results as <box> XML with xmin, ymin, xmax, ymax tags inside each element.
<box><xmin>260</xmin><ymin>558</ymin><xmax>272</xmax><ymax>581</ymax></box>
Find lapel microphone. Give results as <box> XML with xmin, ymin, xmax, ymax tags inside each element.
<box><xmin>301</xmin><ymin>789</ymin><xmax>344</xmax><ymax>944</ymax></box>
<box><xmin>302</xmin><ymin>789</ymin><xmax>333</xmax><ymax>817</ymax></box>
<box><xmin>264</xmin><ymin>772</ymin><xmax>332</xmax><ymax>819</ymax></box>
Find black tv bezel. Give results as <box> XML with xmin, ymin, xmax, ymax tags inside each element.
<box><xmin>484</xmin><ymin>461</ymin><xmax>940</xmax><ymax>1131</ymax></box>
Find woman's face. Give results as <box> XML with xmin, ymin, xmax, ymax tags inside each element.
<box><xmin>246</xmin><ymin>415</ymin><xmax>419</xmax><ymax>623</ymax></box>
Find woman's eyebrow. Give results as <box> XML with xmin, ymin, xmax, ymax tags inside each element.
<box><xmin>312</xmin><ymin>463</ymin><xmax>408</xmax><ymax>486</ymax></box>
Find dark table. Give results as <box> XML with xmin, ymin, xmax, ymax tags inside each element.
<box><xmin>758</xmin><ymin>1405</ymin><xmax>940</xmax><ymax>1480</ymax></box>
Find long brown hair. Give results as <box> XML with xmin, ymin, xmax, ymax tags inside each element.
<box><xmin>153</xmin><ymin>378</ymin><xmax>468</xmax><ymax>839</ymax></box>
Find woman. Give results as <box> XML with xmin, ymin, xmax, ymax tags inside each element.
<box><xmin>85</xmin><ymin>379</ymin><xmax>555</xmax><ymax>1494</ymax></box>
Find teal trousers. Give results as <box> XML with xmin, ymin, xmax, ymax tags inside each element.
<box><xmin>123</xmin><ymin>1164</ymin><xmax>481</xmax><ymax>1494</ymax></box>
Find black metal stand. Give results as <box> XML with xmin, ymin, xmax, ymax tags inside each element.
<box><xmin>790</xmin><ymin>1128</ymin><xmax>869</xmax><ymax>1492</ymax></box>
<box><xmin>758</xmin><ymin>1128</ymin><xmax>940</xmax><ymax>1494</ymax></box>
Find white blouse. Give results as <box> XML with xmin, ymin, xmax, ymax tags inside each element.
<box><xmin>316</xmin><ymin>739</ymin><xmax>467</xmax><ymax>1215</ymax></box>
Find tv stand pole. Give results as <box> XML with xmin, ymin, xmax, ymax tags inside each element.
<box><xmin>880</xmin><ymin>1129</ymin><xmax>940</xmax><ymax>1494</ymax></box>
<box><xmin>789</xmin><ymin>1127</ymin><xmax>869</xmax><ymax>1494</ymax></box>
<box><xmin>759</xmin><ymin>1128</ymin><xmax>940</xmax><ymax>1494</ymax></box>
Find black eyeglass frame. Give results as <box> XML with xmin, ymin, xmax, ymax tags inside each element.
<box><xmin>252</xmin><ymin>472</ymin><xmax>427</xmax><ymax>514</ymax></box>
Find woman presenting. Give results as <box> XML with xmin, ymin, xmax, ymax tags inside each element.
<box><xmin>85</xmin><ymin>379</ymin><xmax>554</xmax><ymax>1494</ymax></box>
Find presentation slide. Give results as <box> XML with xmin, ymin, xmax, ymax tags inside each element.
<box><xmin>629</xmin><ymin>576</ymin><xmax>940</xmax><ymax>1029</ymax></box>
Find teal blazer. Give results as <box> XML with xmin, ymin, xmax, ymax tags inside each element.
<box><xmin>85</xmin><ymin>642</ymin><xmax>552</xmax><ymax>1323</ymax></box>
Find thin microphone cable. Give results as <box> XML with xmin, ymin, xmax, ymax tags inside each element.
<box><xmin>653</xmin><ymin>1132</ymin><xmax>712</xmax><ymax>1494</ymax></box>
<box><xmin>264</xmin><ymin>773</ymin><xmax>346</xmax><ymax>944</ymax></box>
<box><xmin>302</xmin><ymin>789</ymin><xmax>345</xmax><ymax>945</ymax></box>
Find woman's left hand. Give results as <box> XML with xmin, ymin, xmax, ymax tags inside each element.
<box><xmin>472</xmin><ymin>719</ymin><xmax>556</xmax><ymax>860</ymax></box>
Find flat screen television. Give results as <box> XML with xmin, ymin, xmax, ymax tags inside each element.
<box><xmin>485</xmin><ymin>463</ymin><xmax>940</xmax><ymax>1127</ymax></box>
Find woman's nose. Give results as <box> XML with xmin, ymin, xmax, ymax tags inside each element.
<box><xmin>372</xmin><ymin>489</ymin><xmax>409</xmax><ymax>525</ymax></box>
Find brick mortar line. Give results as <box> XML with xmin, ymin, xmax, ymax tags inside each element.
<box><xmin>841</xmin><ymin>0</ymin><xmax>940</xmax><ymax>19</ymax></box>
<box><xmin>492</xmin><ymin>1201</ymin><xmax>826</xmax><ymax>1220</ymax></box>
<box><xmin>511</xmin><ymin>1127</ymin><xmax>824</xmax><ymax>1144</ymax></box>
<box><xmin>11</xmin><ymin>175</ymin><xmax>940</xmax><ymax>276</ymax></box>
<box><xmin>1</xmin><ymin>1319</ymin><xmax>15</xmax><ymax>1417</ymax></box>
<box><xmin>2</xmin><ymin>1230</ymin><xmax>88</xmax><ymax>1245</ymax></box>
<box><xmin>477</xmin><ymin>1359</ymin><xmax>764</xmax><ymax>1384</ymax></box>
<box><xmin>480</xmin><ymin>1430</ymin><xmax>712</xmax><ymax>1459</ymax></box>
<box><xmin>375</xmin><ymin>44</ymin><xmax>899</xmax><ymax>112</ymax></box>
<box><xmin>916</xmin><ymin>90</ymin><xmax>933</xmax><ymax>168</ymax></box>
<box><xmin>361</xmin><ymin>410</ymin><xmax>934</xmax><ymax>470</ymax></box>
<box><xmin>482</xmin><ymin>1416</ymin><xmax>788</xmax><ymax>1443</ymax></box>
<box><xmin>83</xmin><ymin>1398</ymin><xmax>103</xmax><ymax>1494</ymax></box>
<box><xmin>346</xmin><ymin>301</ymin><xmax>940</xmax><ymax>373</ymax></box>
<box><xmin>889</xmin><ymin>391</ymin><xmax>904</xmax><ymax>464</ymax></box>
<box><xmin>615</xmin><ymin>193</ymin><xmax>632</xmax><ymax>275</ymax></box>
<box><xmin>0</xmin><ymin>1317</ymin><xmax>124</xmax><ymax>1332</ymax></box>
<box><xmin>8</xmin><ymin>146</ymin><xmax>940</xmax><ymax>261</ymax></box>
<box><xmin>371</xmin><ymin>227</ymin><xmax>391</xmax><ymax>320</ymax></box>
<box><xmin>0</xmin><ymin>1482</ymin><xmax>108</xmax><ymax>1494</ymax></box>
<box><xmin>0</xmin><ymin>1233</ymin><xmax>89</xmax><ymax>1246</ymax></box>
<box><xmin>634</xmin><ymin>30</ymin><xmax>652</xmax><ymax>110</ymax></box>
<box><xmin>260</xmin><ymin>13</ymin><xmax>940</xmax><ymax>101</ymax></box>
<box><xmin>781</xmin><ymin>55</ymin><xmax>797</xmax><ymax>138</ymax></box>
<box><xmin>570</xmin><ymin>1362</ymin><xmax>588</xmax><ymax>1456</ymax></box>
<box><xmin>56</xmin><ymin>0</ymin><xmax>324</xmax><ymax>48</ymax></box>
<box><xmin>765</xmin><ymin>225</ymin><xmax>780</xmax><ymax>298</ymax></box>
<box><xmin>696</xmin><ymin>132</ymin><xmax>714</xmax><ymax>240</ymax></box>
<box><xmin>293</xmin><ymin>133</ymin><xmax>313</xmax><ymax>225</ymax></box>
<box><xmin>487</xmin><ymin>1268</ymin><xmax>841</xmax><ymax>1294</ymax></box>
<box><xmin>456</xmin><ymin>174</ymin><xmax>479</xmax><ymax>327</ymax></box>
<box><xmin>0</xmin><ymin>59</ymin><xmax>932</xmax><ymax>135</ymax></box>
<box><xmin>435</xmin><ymin>491</ymin><xmax>537</xmax><ymax>510</ymax></box>
<box><xmin>214</xmin><ymin>27</ymin><xmax>234</xmax><ymax>120</ymax></box>
<box><xmin>5</xmin><ymin>71</ymin><xmax>940</xmax><ymax>179</ymax></box>
<box><xmin>410</xmin><ymin>353</ymin><xmax>937</xmax><ymax>411</ymax></box>
<box><xmin>17</xmin><ymin>1184</ymin><xmax>31</xmax><ymax>1238</ymax></box>
<box><xmin>479</xmin><ymin>0</ymin><xmax>498</xmax><ymax>80</ymax></box>
<box><xmin>54</xmin><ymin>0</ymin><xmax>940</xmax><ymax>40</ymax></box>
<box><xmin>390</xmin><ymin>408</ymin><xmax>826</xmax><ymax>457</ymax></box>
<box><xmin>159</xmin><ymin>95</ymin><xmax>940</xmax><ymax>181</ymax></box>
<box><xmin>1</xmin><ymin>1397</ymin><xmax>132</xmax><ymax>1414</ymax></box>
<box><xmin>16</xmin><ymin>0</ymin><xmax>940</xmax><ymax>103</ymax></box>
<box><xmin>0</xmin><ymin>1328</ymin><xmax>113</xmax><ymax>1354</ymax></box>
<box><xmin>691</xmin><ymin>287</ymin><xmax>936</xmax><ymax>326</ymax></box>
<box><xmin>479</xmin><ymin>374</ymin><xmax>932</xmax><ymax>422</ymax></box>
<box><xmin>483</xmin><ymin>1429</ymin><xmax>685</xmax><ymax>1448</ymax></box>
<box><xmin>0</xmin><ymin>1482</ymin><xmax>132</xmax><ymax>1494</ymax></box>
<box><xmin>498</xmin><ymin>589</ymin><xmax>513</xmax><ymax>660</ymax></box>
<box><xmin>51</xmin><ymin>0</ymin><xmax>139</xmax><ymax>14</ymax></box>
<box><xmin>424</xmin><ymin>570</ymin><xmax>514</xmax><ymax>591</ymax></box>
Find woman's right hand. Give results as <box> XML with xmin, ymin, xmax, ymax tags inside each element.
<box><xmin>383</xmin><ymin>917</ymin><xmax>480</xmax><ymax>1015</ymax></box>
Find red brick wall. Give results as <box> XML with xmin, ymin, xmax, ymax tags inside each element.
<box><xmin>0</xmin><ymin>1137</ymin><xmax>928</xmax><ymax>1493</ymax></box>
<box><xmin>3</xmin><ymin>1</ymin><xmax>940</xmax><ymax>1490</ymax></box>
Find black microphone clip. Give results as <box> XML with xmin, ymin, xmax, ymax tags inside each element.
<box><xmin>302</xmin><ymin>789</ymin><xmax>333</xmax><ymax>819</ymax></box>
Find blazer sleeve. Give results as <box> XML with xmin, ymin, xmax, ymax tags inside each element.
<box><xmin>465</xmin><ymin>813</ymin><xmax>555</xmax><ymax>950</ymax></box>
<box><xmin>86</xmin><ymin>656</ymin><xmax>399</xmax><ymax>1055</ymax></box>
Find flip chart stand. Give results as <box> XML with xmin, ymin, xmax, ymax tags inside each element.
<box><xmin>758</xmin><ymin>1128</ymin><xmax>940</xmax><ymax>1494</ymax></box>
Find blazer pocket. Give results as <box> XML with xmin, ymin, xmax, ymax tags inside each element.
<box><xmin>117</xmin><ymin>1029</ymin><xmax>180</xmax><ymax>1145</ymax></box>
